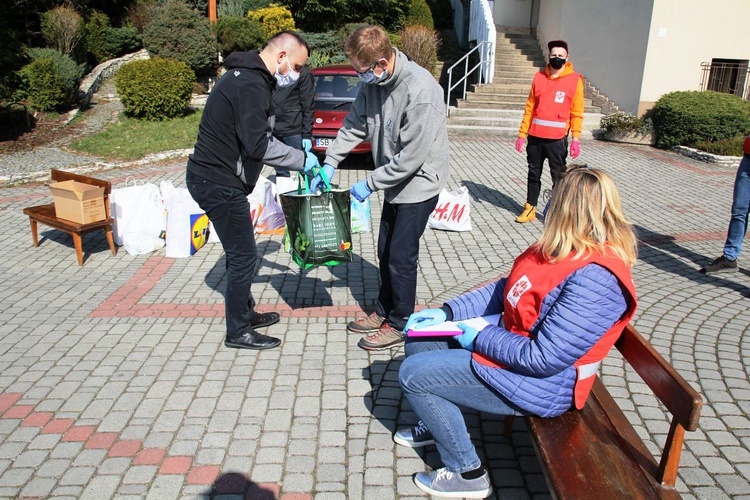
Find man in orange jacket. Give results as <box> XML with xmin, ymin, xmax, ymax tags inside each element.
<box><xmin>514</xmin><ymin>39</ymin><xmax>584</xmax><ymax>223</ymax></box>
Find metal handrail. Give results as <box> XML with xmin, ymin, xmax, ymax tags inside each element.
<box><xmin>445</xmin><ymin>41</ymin><xmax>493</xmax><ymax>116</ymax></box>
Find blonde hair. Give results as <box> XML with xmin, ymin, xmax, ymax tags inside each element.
<box><xmin>534</xmin><ymin>165</ymin><xmax>637</xmax><ymax>267</ymax></box>
<box><xmin>344</xmin><ymin>25</ymin><xmax>392</xmax><ymax>66</ymax></box>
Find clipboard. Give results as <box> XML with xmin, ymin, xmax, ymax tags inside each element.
<box><xmin>407</xmin><ymin>314</ymin><xmax>502</xmax><ymax>337</ymax></box>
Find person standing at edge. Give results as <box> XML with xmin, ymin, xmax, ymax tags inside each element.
<box><xmin>272</xmin><ymin>63</ymin><xmax>315</xmax><ymax>178</ymax></box>
<box><xmin>514</xmin><ymin>39</ymin><xmax>584</xmax><ymax>223</ymax></box>
<box><xmin>309</xmin><ymin>25</ymin><xmax>450</xmax><ymax>351</ymax></box>
<box><xmin>186</xmin><ymin>31</ymin><xmax>319</xmax><ymax>350</ymax></box>
<box><xmin>700</xmin><ymin>134</ymin><xmax>750</xmax><ymax>275</ymax></box>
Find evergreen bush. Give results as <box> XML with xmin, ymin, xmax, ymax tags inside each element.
<box><xmin>214</xmin><ymin>16</ymin><xmax>265</xmax><ymax>56</ymax></box>
<box><xmin>652</xmin><ymin>91</ymin><xmax>750</xmax><ymax>149</ymax></box>
<box><xmin>247</xmin><ymin>3</ymin><xmax>296</xmax><ymax>40</ymax></box>
<box><xmin>694</xmin><ymin>136</ymin><xmax>745</xmax><ymax>156</ymax></box>
<box><xmin>399</xmin><ymin>25</ymin><xmax>439</xmax><ymax>75</ymax></box>
<box><xmin>142</xmin><ymin>0</ymin><xmax>218</xmax><ymax>74</ymax></box>
<box><xmin>405</xmin><ymin>0</ymin><xmax>434</xmax><ymax>30</ymax></box>
<box><xmin>303</xmin><ymin>31</ymin><xmax>347</xmax><ymax>66</ymax></box>
<box><xmin>115</xmin><ymin>58</ymin><xmax>195</xmax><ymax>120</ymax></box>
<box><xmin>85</xmin><ymin>11</ymin><xmax>112</xmax><ymax>64</ymax></box>
<box><xmin>19</xmin><ymin>48</ymin><xmax>85</xmax><ymax>111</ymax></box>
<box><xmin>104</xmin><ymin>27</ymin><xmax>142</xmax><ymax>58</ymax></box>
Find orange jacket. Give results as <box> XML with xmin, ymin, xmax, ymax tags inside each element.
<box><xmin>518</xmin><ymin>62</ymin><xmax>584</xmax><ymax>140</ymax></box>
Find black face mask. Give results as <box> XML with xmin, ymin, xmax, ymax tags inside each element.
<box><xmin>549</xmin><ymin>57</ymin><xmax>566</xmax><ymax>70</ymax></box>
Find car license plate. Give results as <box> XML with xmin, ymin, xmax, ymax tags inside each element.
<box><xmin>316</xmin><ymin>138</ymin><xmax>332</xmax><ymax>148</ymax></box>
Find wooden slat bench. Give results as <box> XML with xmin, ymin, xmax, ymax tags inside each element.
<box><xmin>508</xmin><ymin>324</ymin><xmax>702</xmax><ymax>499</ymax></box>
<box><xmin>23</xmin><ymin>169</ymin><xmax>116</xmax><ymax>265</ymax></box>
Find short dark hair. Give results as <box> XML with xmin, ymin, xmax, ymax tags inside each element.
<box><xmin>264</xmin><ymin>30</ymin><xmax>311</xmax><ymax>57</ymax></box>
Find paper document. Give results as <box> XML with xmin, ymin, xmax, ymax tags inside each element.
<box><xmin>407</xmin><ymin>314</ymin><xmax>502</xmax><ymax>337</ymax></box>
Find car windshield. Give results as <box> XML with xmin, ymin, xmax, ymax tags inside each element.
<box><xmin>313</xmin><ymin>75</ymin><xmax>362</xmax><ymax>111</ymax></box>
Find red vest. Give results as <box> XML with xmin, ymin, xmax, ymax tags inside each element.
<box><xmin>528</xmin><ymin>71</ymin><xmax>582</xmax><ymax>140</ymax></box>
<box><xmin>473</xmin><ymin>247</ymin><xmax>637</xmax><ymax>409</ymax></box>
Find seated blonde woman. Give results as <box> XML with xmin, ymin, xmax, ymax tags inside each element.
<box><xmin>396</xmin><ymin>166</ymin><xmax>638</xmax><ymax>498</ymax></box>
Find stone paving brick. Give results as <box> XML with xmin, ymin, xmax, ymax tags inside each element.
<box><xmin>159</xmin><ymin>456</ymin><xmax>192</xmax><ymax>474</ymax></box>
<box><xmin>133</xmin><ymin>448</ymin><xmax>165</xmax><ymax>466</ymax></box>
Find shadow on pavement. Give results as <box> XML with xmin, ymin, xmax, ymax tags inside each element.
<box><xmin>204</xmin><ymin>238</ymin><xmax>380</xmax><ymax>310</ymax></box>
<box><xmin>460</xmin><ymin>179</ymin><xmax>525</xmax><ymax>217</ymax></box>
<box><xmin>635</xmin><ymin>225</ymin><xmax>750</xmax><ymax>297</ymax></box>
<box><xmin>200</xmin><ymin>472</ymin><xmax>277</xmax><ymax>498</ymax></box>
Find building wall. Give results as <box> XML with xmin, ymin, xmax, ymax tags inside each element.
<box><xmin>640</xmin><ymin>0</ymin><xmax>750</xmax><ymax>115</ymax></box>
<box><xmin>536</xmin><ymin>0</ymin><xmax>654</xmax><ymax>115</ymax></box>
<box><xmin>491</xmin><ymin>0</ymin><xmax>537</xmax><ymax>29</ymax></box>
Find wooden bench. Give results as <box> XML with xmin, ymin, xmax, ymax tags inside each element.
<box><xmin>506</xmin><ymin>323</ymin><xmax>702</xmax><ymax>499</ymax></box>
<box><xmin>23</xmin><ymin>169</ymin><xmax>116</xmax><ymax>265</ymax></box>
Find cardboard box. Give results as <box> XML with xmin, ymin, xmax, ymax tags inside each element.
<box><xmin>49</xmin><ymin>180</ymin><xmax>106</xmax><ymax>224</ymax></box>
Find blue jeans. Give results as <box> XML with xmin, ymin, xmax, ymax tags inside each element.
<box><xmin>376</xmin><ymin>196</ymin><xmax>439</xmax><ymax>330</ymax></box>
<box><xmin>186</xmin><ymin>171</ymin><xmax>259</xmax><ymax>339</ymax></box>
<box><xmin>723</xmin><ymin>155</ymin><xmax>750</xmax><ymax>260</ymax></box>
<box><xmin>399</xmin><ymin>338</ymin><xmax>528</xmax><ymax>473</ymax></box>
<box><xmin>274</xmin><ymin>134</ymin><xmax>303</xmax><ymax>178</ymax></box>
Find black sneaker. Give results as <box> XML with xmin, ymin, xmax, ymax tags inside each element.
<box><xmin>250</xmin><ymin>311</ymin><xmax>280</xmax><ymax>329</ymax></box>
<box><xmin>701</xmin><ymin>256</ymin><xmax>739</xmax><ymax>275</ymax></box>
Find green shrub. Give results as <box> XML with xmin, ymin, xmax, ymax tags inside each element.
<box><xmin>399</xmin><ymin>25</ymin><xmax>439</xmax><ymax>75</ymax></box>
<box><xmin>85</xmin><ymin>11</ymin><xmax>112</xmax><ymax>64</ymax></box>
<box><xmin>694</xmin><ymin>136</ymin><xmax>745</xmax><ymax>156</ymax></box>
<box><xmin>143</xmin><ymin>0</ymin><xmax>218</xmax><ymax>74</ymax></box>
<box><xmin>19</xmin><ymin>48</ymin><xmax>85</xmax><ymax>111</ymax></box>
<box><xmin>405</xmin><ymin>0</ymin><xmax>434</xmax><ymax>30</ymax></box>
<box><xmin>0</xmin><ymin>17</ymin><xmax>26</xmax><ymax>101</ymax></box>
<box><xmin>303</xmin><ymin>30</ymin><xmax>347</xmax><ymax>66</ymax></box>
<box><xmin>41</xmin><ymin>5</ymin><xmax>85</xmax><ymax>56</ymax></box>
<box><xmin>104</xmin><ymin>27</ymin><xmax>142</xmax><ymax>58</ymax></box>
<box><xmin>652</xmin><ymin>91</ymin><xmax>750</xmax><ymax>149</ymax></box>
<box><xmin>600</xmin><ymin>111</ymin><xmax>653</xmax><ymax>134</ymax></box>
<box><xmin>218</xmin><ymin>0</ymin><xmax>247</xmax><ymax>17</ymax></box>
<box><xmin>214</xmin><ymin>16</ymin><xmax>265</xmax><ymax>56</ymax></box>
<box><xmin>247</xmin><ymin>3</ymin><xmax>296</xmax><ymax>40</ymax></box>
<box><xmin>19</xmin><ymin>58</ymin><xmax>68</xmax><ymax>111</ymax></box>
<box><xmin>115</xmin><ymin>58</ymin><xmax>196</xmax><ymax>120</ymax></box>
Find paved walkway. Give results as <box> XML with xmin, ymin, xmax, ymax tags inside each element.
<box><xmin>1</xmin><ymin>100</ymin><xmax>750</xmax><ymax>499</ymax></box>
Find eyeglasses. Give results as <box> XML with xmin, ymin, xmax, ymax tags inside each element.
<box><xmin>355</xmin><ymin>59</ymin><xmax>384</xmax><ymax>76</ymax></box>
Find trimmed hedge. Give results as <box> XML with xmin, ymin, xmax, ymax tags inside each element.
<box><xmin>405</xmin><ymin>0</ymin><xmax>434</xmax><ymax>30</ymax></box>
<box><xmin>694</xmin><ymin>136</ymin><xmax>745</xmax><ymax>156</ymax></box>
<box><xmin>142</xmin><ymin>1</ymin><xmax>218</xmax><ymax>74</ymax></box>
<box><xmin>115</xmin><ymin>58</ymin><xmax>195</xmax><ymax>120</ymax></box>
<box><xmin>19</xmin><ymin>48</ymin><xmax>85</xmax><ymax>111</ymax></box>
<box><xmin>214</xmin><ymin>16</ymin><xmax>265</xmax><ymax>56</ymax></box>
<box><xmin>652</xmin><ymin>90</ymin><xmax>750</xmax><ymax>149</ymax></box>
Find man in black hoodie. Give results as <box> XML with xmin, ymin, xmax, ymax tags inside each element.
<box><xmin>186</xmin><ymin>31</ymin><xmax>319</xmax><ymax>350</ymax></box>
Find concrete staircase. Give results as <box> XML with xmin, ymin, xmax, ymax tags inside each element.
<box><xmin>447</xmin><ymin>32</ymin><xmax>604</xmax><ymax>139</ymax></box>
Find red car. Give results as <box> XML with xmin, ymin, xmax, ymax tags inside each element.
<box><xmin>311</xmin><ymin>65</ymin><xmax>371</xmax><ymax>154</ymax></box>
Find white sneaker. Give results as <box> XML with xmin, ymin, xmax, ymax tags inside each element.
<box><xmin>414</xmin><ymin>467</ymin><xmax>493</xmax><ymax>498</ymax></box>
<box><xmin>394</xmin><ymin>420</ymin><xmax>435</xmax><ymax>448</ymax></box>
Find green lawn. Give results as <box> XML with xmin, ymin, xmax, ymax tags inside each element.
<box><xmin>72</xmin><ymin>109</ymin><xmax>202</xmax><ymax>161</ymax></box>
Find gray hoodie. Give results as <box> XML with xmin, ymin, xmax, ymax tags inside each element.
<box><xmin>324</xmin><ymin>49</ymin><xmax>450</xmax><ymax>204</ymax></box>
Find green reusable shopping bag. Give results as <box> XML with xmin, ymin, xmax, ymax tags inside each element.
<box><xmin>279</xmin><ymin>169</ymin><xmax>353</xmax><ymax>270</ymax></box>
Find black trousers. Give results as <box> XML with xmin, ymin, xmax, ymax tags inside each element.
<box><xmin>525</xmin><ymin>135</ymin><xmax>568</xmax><ymax>206</ymax></box>
<box><xmin>375</xmin><ymin>195</ymin><xmax>439</xmax><ymax>331</ymax></box>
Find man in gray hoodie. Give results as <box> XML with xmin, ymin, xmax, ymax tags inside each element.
<box><xmin>311</xmin><ymin>25</ymin><xmax>450</xmax><ymax>350</ymax></box>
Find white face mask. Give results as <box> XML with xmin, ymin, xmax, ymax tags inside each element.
<box><xmin>275</xmin><ymin>58</ymin><xmax>300</xmax><ymax>87</ymax></box>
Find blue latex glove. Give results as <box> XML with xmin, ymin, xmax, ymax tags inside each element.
<box><xmin>302</xmin><ymin>139</ymin><xmax>312</xmax><ymax>152</ymax></box>
<box><xmin>454</xmin><ymin>322</ymin><xmax>480</xmax><ymax>351</ymax></box>
<box><xmin>403</xmin><ymin>308</ymin><xmax>447</xmax><ymax>333</ymax></box>
<box><xmin>309</xmin><ymin>163</ymin><xmax>336</xmax><ymax>193</ymax></box>
<box><xmin>350</xmin><ymin>179</ymin><xmax>373</xmax><ymax>202</ymax></box>
<box><xmin>303</xmin><ymin>151</ymin><xmax>320</xmax><ymax>174</ymax></box>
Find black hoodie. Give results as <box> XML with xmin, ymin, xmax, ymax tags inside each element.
<box><xmin>187</xmin><ymin>50</ymin><xmax>305</xmax><ymax>194</ymax></box>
